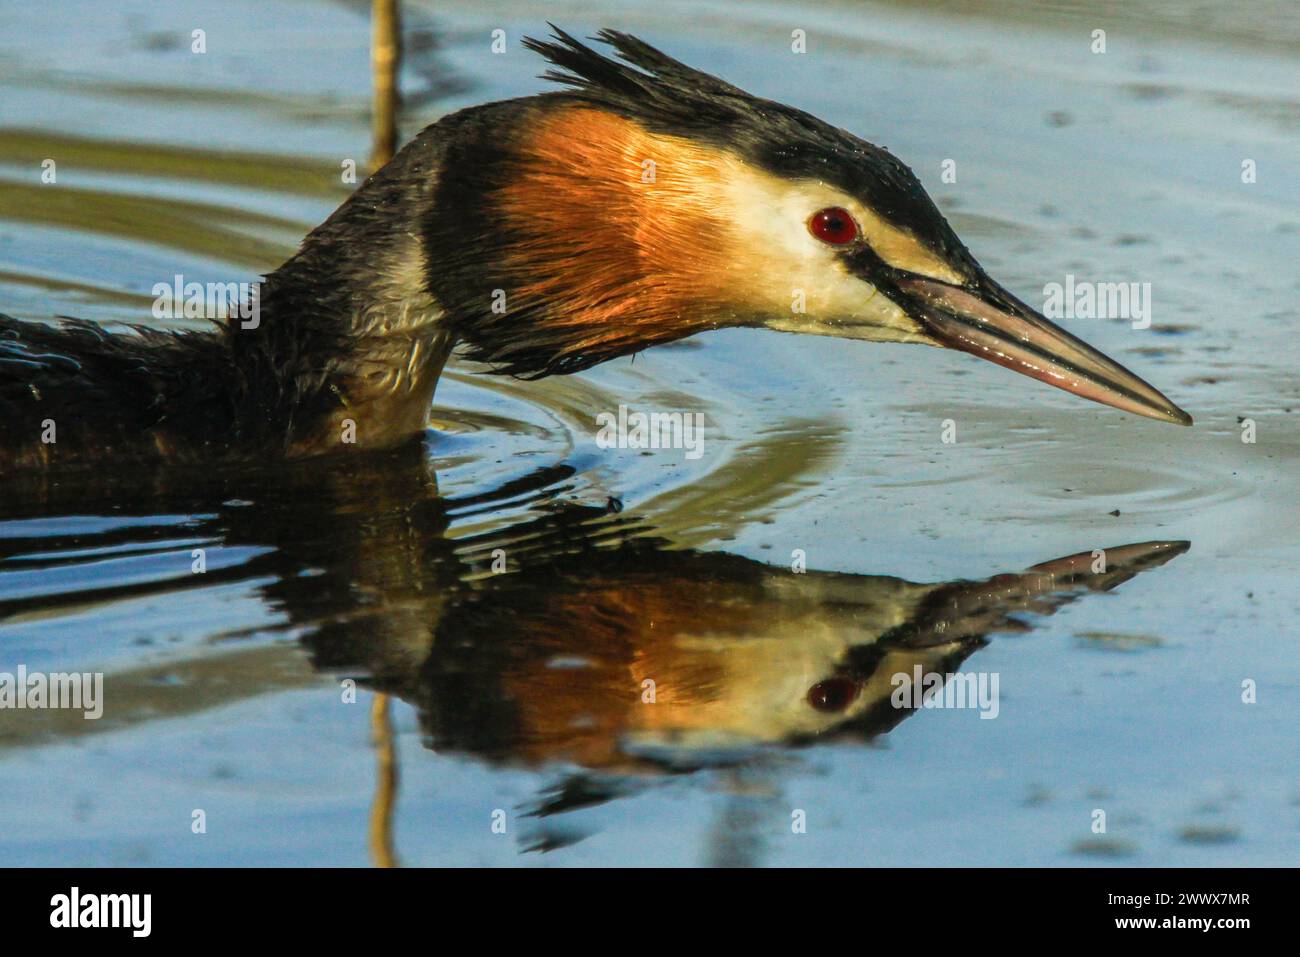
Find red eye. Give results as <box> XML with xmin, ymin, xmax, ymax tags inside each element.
<box><xmin>807</xmin><ymin>677</ymin><xmax>860</xmax><ymax>713</ymax></box>
<box><xmin>809</xmin><ymin>207</ymin><xmax>858</xmax><ymax>245</ymax></box>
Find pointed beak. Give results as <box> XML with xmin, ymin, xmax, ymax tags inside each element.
<box><xmin>897</xmin><ymin>275</ymin><xmax>1192</xmax><ymax>426</ymax></box>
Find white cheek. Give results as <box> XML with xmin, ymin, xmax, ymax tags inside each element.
<box><xmin>721</xmin><ymin>173</ymin><xmax>922</xmax><ymax>339</ymax></box>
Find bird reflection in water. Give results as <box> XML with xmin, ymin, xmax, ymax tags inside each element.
<box><xmin>0</xmin><ymin>444</ymin><xmax>1187</xmax><ymax>861</ymax></box>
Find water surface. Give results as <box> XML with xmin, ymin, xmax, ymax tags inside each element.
<box><xmin>0</xmin><ymin>0</ymin><xmax>1297</xmax><ymax>865</ymax></box>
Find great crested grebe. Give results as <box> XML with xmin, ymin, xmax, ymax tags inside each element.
<box><xmin>0</xmin><ymin>28</ymin><xmax>1190</xmax><ymax>471</ymax></box>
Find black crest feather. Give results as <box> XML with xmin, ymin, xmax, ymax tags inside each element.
<box><xmin>523</xmin><ymin>25</ymin><xmax>746</xmax><ymax>100</ymax></box>
<box><xmin>520</xmin><ymin>25</ymin><xmax>775</xmax><ymax>137</ymax></box>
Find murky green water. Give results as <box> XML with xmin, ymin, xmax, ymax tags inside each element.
<box><xmin>1</xmin><ymin>0</ymin><xmax>1297</xmax><ymax>865</ymax></box>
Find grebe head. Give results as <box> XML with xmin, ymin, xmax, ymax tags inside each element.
<box><xmin>422</xmin><ymin>27</ymin><xmax>1189</xmax><ymax>426</ymax></box>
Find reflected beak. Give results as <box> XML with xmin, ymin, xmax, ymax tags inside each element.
<box><xmin>897</xmin><ymin>275</ymin><xmax>1192</xmax><ymax>426</ymax></box>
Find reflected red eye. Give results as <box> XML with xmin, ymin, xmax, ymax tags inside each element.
<box><xmin>808</xmin><ymin>207</ymin><xmax>858</xmax><ymax>245</ymax></box>
<box><xmin>807</xmin><ymin>677</ymin><xmax>860</xmax><ymax>713</ymax></box>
